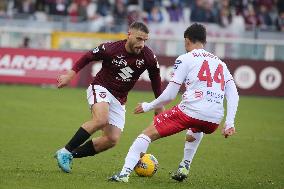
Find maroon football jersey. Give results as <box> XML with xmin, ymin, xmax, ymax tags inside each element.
<box><xmin>72</xmin><ymin>40</ymin><xmax>161</xmax><ymax>104</ymax></box>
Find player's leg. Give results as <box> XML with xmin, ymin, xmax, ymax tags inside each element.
<box><xmin>171</xmin><ymin>129</ymin><xmax>203</xmax><ymax>181</ymax></box>
<box><xmin>72</xmin><ymin>124</ymin><xmax>122</xmax><ymax>158</ymax></box>
<box><xmin>180</xmin><ymin>130</ymin><xmax>204</xmax><ymax>169</ymax></box>
<box><xmin>109</xmin><ymin>106</ymin><xmax>188</xmax><ymax>182</ymax></box>
<box><xmin>70</xmin><ymin>87</ymin><xmax>125</xmax><ymax>158</ymax></box>
<box><xmin>55</xmin><ymin>102</ymin><xmax>109</xmax><ymax>172</ymax></box>
<box><xmin>66</xmin><ymin>102</ymin><xmax>109</xmax><ymax>151</ymax></box>
<box><xmin>88</xmin><ymin>93</ymin><xmax>126</xmax><ymax>152</ymax></box>
<box><xmin>55</xmin><ymin>85</ymin><xmax>110</xmax><ymax>173</ymax></box>
<box><xmin>171</xmin><ymin>114</ymin><xmax>218</xmax><ymax>181</ymax></box>
<box><xmin>109</xmin><ymin>122</ymin><xmax>161</xmax><ymax>182</ymax></box>
<box><xmin>94</xmin><ymin>124</ymin><xmax>122</xmax><ymax>151</ymax></box>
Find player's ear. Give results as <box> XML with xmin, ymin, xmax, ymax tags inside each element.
<box><xmin>186</xmin><ymin>38</ymin><xmax>192</xmax><ymax>46</ymax></box>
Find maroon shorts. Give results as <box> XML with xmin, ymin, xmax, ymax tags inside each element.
<box><xmin>154</xmin><ymin>106</ymin><xmax>219</xmax><ymax>137</ymax></box>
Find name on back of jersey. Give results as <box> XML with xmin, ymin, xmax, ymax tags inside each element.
<box><xmin>192</xmin><ymin>51</ymin><xmax>220</xmax><ymax>60</ymax></box>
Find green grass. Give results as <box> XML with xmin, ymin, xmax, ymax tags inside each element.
<box><xmin>0</xmin><ymin>85</ymin><xmax>283</xmax><ymax>189</ymax></box>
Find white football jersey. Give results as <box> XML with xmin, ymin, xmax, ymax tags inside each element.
<box><xmin>170</xmin><ymin>49</ymin><xmax>233</xmax><ymax>124</ymax></box>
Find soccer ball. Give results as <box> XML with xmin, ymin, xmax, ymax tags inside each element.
<box><xmin>134</xmin><ymin>154</ymin><xmax>158</xmax><ymax>177</ymax></box>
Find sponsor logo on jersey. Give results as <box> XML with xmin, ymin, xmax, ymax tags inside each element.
<box><xmin>206</xmin><ymin>91</ymin><xmax>224</xmax><ymax>104</ymax></box>
<box><xmin>174</xmin><ymin>59</ymin><xmax>182</xmax><ymax>69</ymax></box>
<box><xmin>118</xmin><ymin>66</ymin><xmax>134</xmax><ymax>80</ymax></box>
<box><xmin>136</xmin><ymin>59</ymin><xmax>144</xmax><ymax>68</ymax></box>
<box><xmin>117</xmin><ymin>55</ymin><xmax>125</xmax><ymax>59</ymax></box>
<box><xmin>112</xmin><ymin>56</ymin><xmax>127</xmax><ymax>67</ymax></box>
<box><xmin>99</xmin><ymin>92</ymin><xmax>106</xmax><ymax>98</ymax></box>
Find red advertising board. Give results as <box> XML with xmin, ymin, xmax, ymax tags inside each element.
<box><xmin>0</xmin><ymin>47</ymin><xmax>83</xmax><ymax>86</ymax></box>
<box><xmin>0</xmin><ymin>48</ymin><xmax>283</xmax><ymax>97</ymax></box>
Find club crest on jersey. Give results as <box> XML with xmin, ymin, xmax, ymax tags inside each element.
<box><xmin>194</xmin><ymin>90</ymin><xmax>203</xmax><ymax>98</ymax></box>
<box><xmin>136</xmin><ymin>59</ymin><xmax>144</xmax><ymax>68</ymax></box>
<box><xmin>112</xmin><ymin>55</ymin><xmax>127</xmax><ymax>67</ymax></box>
<box><xmin>99</xmin><ymin>92</ymin><xmax>107</xmax><ymax>98</ymax></box>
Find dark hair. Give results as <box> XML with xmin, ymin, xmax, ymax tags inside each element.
<box><xmin>184</xmin><ymin>23</ymin><xmax>206</xmax><ymax>44</ymax></box>
<box><xmin>129</xmin><ymin>21</ymin><xmax>149</xmax><ymax>34</ymax></box>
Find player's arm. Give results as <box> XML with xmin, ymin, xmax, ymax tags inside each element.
<box><xmin>57</xmin><ymin>44</ymin><xmax>106</xmax><ymax>88</ymax></box>
<box><xmin>57</xmin><ymin>69</ymin><xmax>76</xmax><ymax>88</ymax></box>
<box><xmin>147</xmin><ymin>54</ymin><xmax>164</xmax><ymax>115</ymax></box>
<box><xmin>57</xmin><ymin>51</ymin><xmax>94</xmax><ymax>88</ymax></box>
<box><xmin>134</xmin><ymin>82</ymin><xmax>181</xmax><ymax>114</ymax></box>
<box><xmin>135</xmin><ymin>55</ymin><xmax>189</xmax><ymax>114</ymax></box>
<box><xmin>222</xmin><ymin>79</ymin><xmax>239</xmax><ymax>138</ymax></box>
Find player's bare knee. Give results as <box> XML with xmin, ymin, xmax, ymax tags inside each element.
<box><xmin>186</xmin><ymin>135</ymin><xmax>196</xmax><ymax>142</ymax></box>
<box><xmin>92</xmin><ymin>115</ymin><xmax>108</xmax><ymax>128</ymax></box>
<box><xmin>106</xmin><ymin>135</ymin><xmax>120</xmax><ymax>147</ymax></box>
<box><xmin>142</xmin><ymin>127</ymin><xmax>160</xmax><ymax>142</ymax></box>
<box><xmin>186</xmin><ymin>130</ymin><xmax>203</xmax><ymax>142</ymax></box>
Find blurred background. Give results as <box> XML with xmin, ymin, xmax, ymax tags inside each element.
<box><xmin>0</xmin><ymin>0</ymin><xmax>283</xmax><ymax>96</ymax></box>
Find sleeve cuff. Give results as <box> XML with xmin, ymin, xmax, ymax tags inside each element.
<box><xmin>225</xmin><ymin>122</ymin><xmax>235</xmax><ymax>130</ymax></box>
<box><xmin>142</xmin><ymin>102</ymin><xmax>153</xmax><ymax>112</ymax></box>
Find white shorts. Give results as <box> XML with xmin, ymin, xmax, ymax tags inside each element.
<box><xmin>86</xmin><ymin>85</ymin><xmax>126</xmax><ymax>131</ymax></box>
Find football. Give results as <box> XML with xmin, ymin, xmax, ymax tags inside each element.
<box><xmin>134</xmin><ymin>154</ymin><xmax>159</xmax><ymax>177</ymax></box>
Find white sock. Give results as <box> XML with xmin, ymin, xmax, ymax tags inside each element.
<box><xmin>120</xmin><ymin>134</ymin><xmax>151</xmax><ymax>176</ymax></box>
<box><xmin>180</xmin><ymin>131</ymin><xmax>203</xmax><ymax>168</ymax></box>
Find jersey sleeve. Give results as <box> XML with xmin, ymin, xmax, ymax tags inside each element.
<box><xmin>170</xmin><ymin>55</ymin><xmax>190</xmax><ymax>85</ymax></box>
<box><xmin>142</xmin><ymin>82</ymin><xmax>181</xmax><ymax>112</ymax></box>
<box><xmin>91</xmin><ymin>43</ymin><xmax>109</xmax><ymax>61</ymax></box>
<box><xmin>224</xmin><ymin>80</ymin><xmax>239</xmax><ymax>127</ymax></box>
<box><xmin>147</xmin><ymin>53</ymin><xmax>162</xmax><ymax>98</ymax></box>
<box><xmin>72</xmin><ymin>43</ymin><xmax>108</xmax><ymax>73</ymax></box>
<box><xmin>223</xmin><ymin>63</ymin><xmax>234</xmax><ymax>83</ymax></box>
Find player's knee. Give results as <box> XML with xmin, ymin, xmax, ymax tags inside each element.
<box><xmin>186</xmin><ymin>135</ymin><xmax>196</xmax><ymax>142</ymax></box>
<box><xmin>186</xmin><ymin>130</ymin><xmax>203</xmax><ymax>142</ymax></box>
<box><xmin>142</xmin><ymin>125</ymin><xmax>160</xmax><ymax>142</ymax></box>
<box><xmin>106</xmin><ymin>135</ymin><xmax>120</xmax><ymax>147</ymax></box>
<box><xmin>93</xmin><ymin>115</ymin><xmax>108</xmax><ymax>128</ymax></box>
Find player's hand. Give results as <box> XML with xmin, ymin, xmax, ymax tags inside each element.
<box><xmin>154</xmin><ymin>106</ymin><xmax>165</xmax><ymax>116</ymax></box>
<box><xmin>134</xmin><ymin>103</ymin><xmax>144</xmax><ymax>114</ymax></box>
<box><xmin>222</xmin><ymin>125</ymin><xmax>236</xmax><ymax>138</ymax></box>
<box><xmin>57</xmin><ymin>70</ymin><xmax>76</xmax><ymax>88</ymax></box>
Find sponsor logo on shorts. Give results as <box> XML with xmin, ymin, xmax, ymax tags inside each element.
<box><xmin>99</xmin><ymin>92</ymin><xmax>107</xmax><ymax>98</ymax></box>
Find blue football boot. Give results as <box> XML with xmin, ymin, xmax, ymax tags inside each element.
<box><xmin>54</xmin><ymin>148</ymin><xmax>73</xmax><ymax>173</ymax></box>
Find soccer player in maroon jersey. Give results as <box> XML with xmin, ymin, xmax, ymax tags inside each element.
<box><xmin>55</xmin><ymin>22</ymin><xmax>163</xmax><ymax>173</ymax></box>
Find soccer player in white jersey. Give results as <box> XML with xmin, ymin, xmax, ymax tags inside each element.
<box><xmin>109</xmin><ymin>23</ymin><xmax>239</xmax><ymax>183</ymax></box>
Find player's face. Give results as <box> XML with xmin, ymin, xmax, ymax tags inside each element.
<box><xmin>184</xmin><ymin>38</ymin><xmax>191</xmax><ymax>52</ymax></box>
<box><xmin>127</xmin><ymin>29</ymin><xmax>148</xmax><ymax>54</ymax></box>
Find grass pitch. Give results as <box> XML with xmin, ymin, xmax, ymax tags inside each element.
<box><xmin>0</xmin><ymin>85</ymin><xmax>283</xmax><ymax>189</ymax></box>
